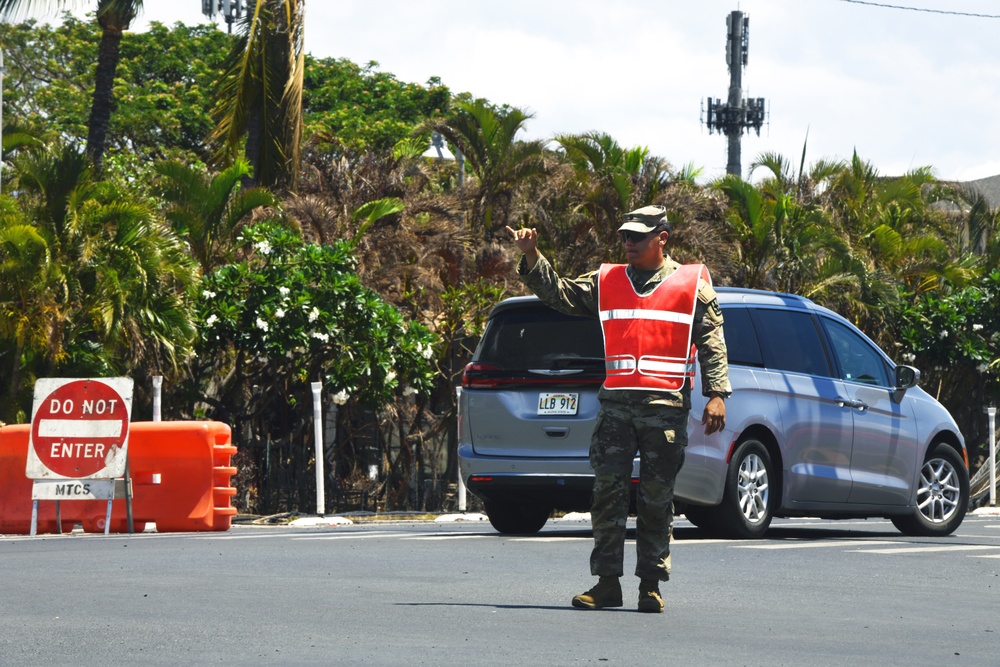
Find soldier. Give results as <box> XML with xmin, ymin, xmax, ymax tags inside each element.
<box><xmin>506</xmin><ymin>205</ymin><xmax>731</xmax><ymax>613</ymax></box>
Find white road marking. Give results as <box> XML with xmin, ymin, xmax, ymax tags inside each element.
<box><xmin>402</xmin><ymin>534</ymin><xmax>491</xmax><ymax>541</ymax></box>
<box><xmin>290</xmin><ymin>532</ymin><xmax>411</xmax><ymax>540</ymax></box>
<box><xmin>737</xmin><ymin>540</ymin><xmax>903</xmax><ymax>550</ymax></box>
<box><xmin>857</xmin><ymin>544</ymin><xmax>1000</xmax><ymax>555</ymax></box>
<box><xmin>509</xmin><ymin>537</ymin><xmax>591</xmax><ymax>542</ymax></box>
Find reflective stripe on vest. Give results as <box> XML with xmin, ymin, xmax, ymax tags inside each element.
<box><xmin>598</xmin><ymin>263</ymin><xmax>706</xmax><ymax>391</ymax></box>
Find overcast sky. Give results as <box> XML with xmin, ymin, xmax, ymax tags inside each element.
<box><xmin>58</xmin><ymin>0</ymin><xmax>1000</xmax><ymax>183</ymax></box>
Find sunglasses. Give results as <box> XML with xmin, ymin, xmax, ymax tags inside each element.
<box><xmin>619</xmin><ymin>230</ymin><xmax>655</xmax><ymax>244</ymax></box>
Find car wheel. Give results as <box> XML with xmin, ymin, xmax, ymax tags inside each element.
<box><xmin>484</xmin><ymin>501</ymin><xmax>551</xmax><ymax>534</ymax></box>
<box><xmin>717</xmin><ymin>439</ymin><xmax>774</xmax><ymax>538</ymax></box>
<box><xmin>682</xmin><ymin>503</ymin><xmax>721</xmax><ymax>533</ymax></box>
<box><xmin>890</xmin><ymin>443</ymin><xmax>969</xmax><ymax>537</ymax></box>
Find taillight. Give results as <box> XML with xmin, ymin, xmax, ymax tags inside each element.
<box><xmin>462</xmin><ymin>362</ymin><xmax>503</xmax><ymax>388</ymax></box>
<box><xmin>462</xmin><ymin>362</ymin><xmax>604</xmax><ymax>389</ymax></box>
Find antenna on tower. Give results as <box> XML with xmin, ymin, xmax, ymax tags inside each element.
<box><xmin>701</xmin><ymin>10</ymin><xmax>769</xmax><ymax>178</ymax></box>
<box><xmin>202</xmin><ymin>0</ymin><xmax>244</xmax><ymax>35</ymax></box>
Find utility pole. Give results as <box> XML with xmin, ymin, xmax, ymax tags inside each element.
<box><xmin>703</xmin><ymin>10</ymin><xmax>767</xmax><ymax>177</ymax></box>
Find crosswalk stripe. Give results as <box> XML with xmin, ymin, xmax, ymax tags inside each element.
<box><xmin>402</xmin><ymin>534</ymin><xmax>490</xmax><ymax>541</ymax></box>
<box><xmin>737</xmin><ymin>540</ymin><xmax>903</xmax><ymax>550</ymax></box>
<box><xmin>291</xmin><ymin>532</ymin><xmax>409</xmax><ymax>540</ymax></box>
<box><xmin>857</xmin><ymin>544</ymin><xmax>999</xmax><ymax>554</ymax></box>
<box><xmin>510</xmin><ymin>537</ymin><xmax>591</xmax><ymax>542</ymax></box>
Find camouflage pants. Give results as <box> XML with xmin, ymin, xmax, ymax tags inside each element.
<box><xmin>588</xmin><ymin>401</ymin><xmax>687</xmax><ymax>581</ymax></box>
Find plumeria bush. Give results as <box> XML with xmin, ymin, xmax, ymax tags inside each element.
<box><xmin>890</xmin><ymin>269</ymin><xmax>1000</xmax><ymax>466</ymax></box>
<box><xmin>195</xmin><ymin>220</ymin><xmax>438</xmax><ymax>511</ymax></box>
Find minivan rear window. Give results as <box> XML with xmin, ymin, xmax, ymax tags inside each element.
<box><xmin>750</xmin><ymin>308</ymin><xmax>832</xmax><ymax>377</ymax></box>
<box><xmin>477</xmin><ymin>305</ymin><xmax>605</xmax><ymax>371</ymax></box>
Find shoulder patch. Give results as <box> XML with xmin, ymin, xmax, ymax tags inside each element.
<box><xmin>697</xmin><ymin>282</ymin><xmax>718</xmax><ymax>304</ymax></box>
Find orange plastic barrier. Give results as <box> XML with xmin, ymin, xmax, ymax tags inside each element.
<box><xmin>0</xmin><ymin>421</ymin><xmax>237</xmax><ymax>534</ymax></box>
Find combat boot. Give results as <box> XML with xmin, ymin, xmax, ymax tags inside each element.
<box><xmin>637</xmin><ymin>579</ymin><xmax>664</xmax><ymax>613</ymax></box>
<box><xmin>571</xmin><ymin>576</ymin><xmax>623</xmax><ymax>609</ymax></box>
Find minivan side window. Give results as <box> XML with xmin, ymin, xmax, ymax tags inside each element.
<box><xmin>749</xmin><ymin>308</ymin><xmax>832</xmax><ymax>377</ymax></box>
<box><xmin>721</xmin><ymin>306</ymin><xmax>763</xmax><ymax>367</ymax></box>
<box><xmin>822</xmin><ymin>317</ymin><xmax>890</xmax><ymax>386</ymax></box>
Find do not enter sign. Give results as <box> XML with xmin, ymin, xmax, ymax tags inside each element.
<box><xmin>26</xmin><ymin>378</ymin><xmax>134</xmax><ymax>479</ymax></box>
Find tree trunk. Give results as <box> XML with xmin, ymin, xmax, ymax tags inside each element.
<box><xmin>86</xmin><ymin>9</ymin><xmax>134</xmax><ymax>174</ymax></box>
<box><xmin>244</xmin><ymin>104</ymin><xmax>262</xmax><ymax>188</ymax></box>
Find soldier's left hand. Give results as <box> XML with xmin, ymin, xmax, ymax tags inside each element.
<box><xmin>702</xmin><ymin>396</ymin><xmax>726</xmax><ymax>435</ymax></box>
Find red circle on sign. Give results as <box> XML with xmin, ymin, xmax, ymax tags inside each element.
<box><xmin>30</xmin><ymin>380</ymin><xmax>130</xmax><ymax>477</ymax></box>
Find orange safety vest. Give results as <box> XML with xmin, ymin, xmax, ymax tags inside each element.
<box><xmin>598</xmin><ymin>263</ymin><xmax>708</xmax><ymax>391</ymax></box>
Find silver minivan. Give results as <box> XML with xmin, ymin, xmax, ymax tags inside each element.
<box><xmin>458</xmin><ymin>288</ymin><xmax>969</xmax><ymax>537</ymax></box>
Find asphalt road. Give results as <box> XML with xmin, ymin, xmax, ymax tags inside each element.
<box><xmin>2</xmin><ymin>513</ymin><xmax>998</xmax><ymax>666</ymax></box>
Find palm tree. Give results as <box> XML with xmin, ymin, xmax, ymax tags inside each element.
<box><xmin>555</xmin><ymin>131</ymin><xmax>670</xmax><ymax>253</ymax></box>
<box><xmin>429</xmin><ymin>98</ymin><xmax>548</xmax><ymax>238</ymax></box>
<box><xmin>154</xmin><ymin>158</ymin><xmax>278</xmax><ymax>274</ymax></box>
<box><xmin>210</xmin><ymin>0</ymin><xmax>305</xmax><ymax>192</ymax></box>
<box><xmin>5</xmin><ymin>140</ymin><xmax>198</xmax><ymax>413</ymax></box>
<box><xmin>0</xmin><ymin>0</ymin><xmax>144</xmax><ymax>173</ymax></box>
<box><xmin>0</xmin><ymin>197</ymin><xmax>58</xmax><ymax>422</ymax></box>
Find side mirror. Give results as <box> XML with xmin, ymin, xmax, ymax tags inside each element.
<box><xmin>894</xmin><ymin>365</ymin><xmax>920</xmax><ymax>390</ymax></box>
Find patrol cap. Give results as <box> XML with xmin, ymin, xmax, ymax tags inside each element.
<box><xmin>618</xmin><ymin>205</ymin><xmax>671</xmax><ymax>234</ymax></box>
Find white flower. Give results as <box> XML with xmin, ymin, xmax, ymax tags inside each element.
<box><xmin>403</xmin><ymin>386</ymin><xmax>418</xmax><ymax>397</ymax></box>
<box><xmin>938</xmin><ymin>330</ymin><xmax>948</xmax><ymax>339</ymax></box>
<box><xmin>256</xmin><ymin>318</ymin><xmax>269</xmax><ymax>332</ymax></box>
<box><xmin>973</xmin><ymin>324</ymin><xmax>983</xmax><ymax>332</ymax></box>
<box><xmin>206</xmin><ymin>314</ymin><xmax>218</xmax><ymax>327</ymax></box>
<box><xmin>203</xmin><ymin>290</ymin><xmax>216</xmax><ymax>299</ymax></box>
<box><xmin>386</xmin><ymin>371</ymin><xmax>397</xmax><ymax>384</ymax></box>
<box><xmin>279</xmin><ymin>286</ymin><xmax>290</xmax><ymax>297</ymax></box>
<box><xmin>332</xmin><ymin>390</ymin><xmax>350</xmax><ymax>405</ymax></box>
<box><xmin>418</xmin><ymin>342</ymin><xmax>434</xmax><ymax>360</ymax></box>
<box><xmin>275</xmin><ymin>307</ymin><xmax>286</xmax><ymax>319</ymax></box>
<box><xmin>308</xmin><ymin>307</ymin><xmax>320</xmax><ymax>322</ymax></box>
<box><xmin>977</xmin><ymin>364</ymin><xmax>988</xmax><ymax>373</ymax></box>
<box><xmin>311</xmin><ymin>332</ymin><xmax>329</xmax><ymax>343</ymax></box>
<box><xmin>902</xmin><ymin>352</ymin><xmax>915</xmax><ymax>363</ymax></box>
<box><xmin>256</xmin><ymin>240</ymin><xmax>272</xmax><ymax>255</ymax></box>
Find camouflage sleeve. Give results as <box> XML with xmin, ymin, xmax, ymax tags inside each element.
<box><xmin>694</xmin><ymin>279</ymin><xmax>732</xmax><ymax>397</ymax></box>
<box><xmin>517</xmin><ymin>253</ymin><xmax>600</xmax><ymax>319</ymax></box>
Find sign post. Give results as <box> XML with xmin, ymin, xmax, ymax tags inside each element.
<box><xmin>25</xmin><ymin>378</ymin><xmax>134</xmax><ymax>536</ymax></box>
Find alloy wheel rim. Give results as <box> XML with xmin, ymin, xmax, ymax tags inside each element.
<box><xmin>737</xmin><ymin>453</ymin><xmax>769</xmax><ymax>524</ymax></box>
<box><xmin>917</xmin><ymin>457</ymin><xmax>961</xmax><ymax>524</ymax></box>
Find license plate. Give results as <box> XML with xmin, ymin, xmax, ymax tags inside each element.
<box><xmin>537</xmin><ymin>392</ymin><xmax>579</xmax><ymax>415</ymax></box>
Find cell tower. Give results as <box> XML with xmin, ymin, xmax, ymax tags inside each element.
<box><xmin>702</xmin><ymin>10</ymin><xmax>767</xmax><ymax>177</ymax></box>
<box><xmin>202</xmin><ymin>0</ymin><xmax>245</xmax><ymax>34</ymax></box>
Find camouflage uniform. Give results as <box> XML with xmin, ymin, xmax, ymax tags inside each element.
<box><xmin>518</xmin><ymin>252</ymin><xmax>731</xmax><ymax>581</ymax></box>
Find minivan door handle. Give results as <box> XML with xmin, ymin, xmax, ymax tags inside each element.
<box><xmin>835</xmin><ymin>397</ymin><xmax>864</xmax><ymax>409</ymax></box>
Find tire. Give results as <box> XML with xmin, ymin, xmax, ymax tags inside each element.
<box><xmin>717</xmin><ymin>439</ymin><xmax>774</xmax><ymax>538</ymax></box>
<box><xmin>484</xmin><ymin>501</ymin><xmax>551</xmax><ymax>534</ymax></box>
<box><xmin>683</xmin><ymin>503</ymin><xmax>722</xmax><ymax>533</ymax></box>
<box><xmin>891</xmin><ymin>444</ymin><xmax>969</xmax><ymax>537</ymax></box>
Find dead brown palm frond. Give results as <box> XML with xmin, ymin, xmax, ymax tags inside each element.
<box><xmin>284</xmin><ymin>194</ymin><xmax>337</xmax><ymax>245</ymax></box>
<box><xmin>660</xmin><ymin>182</ymin><xmax>734</xmax><ymax>284</ymax></box>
